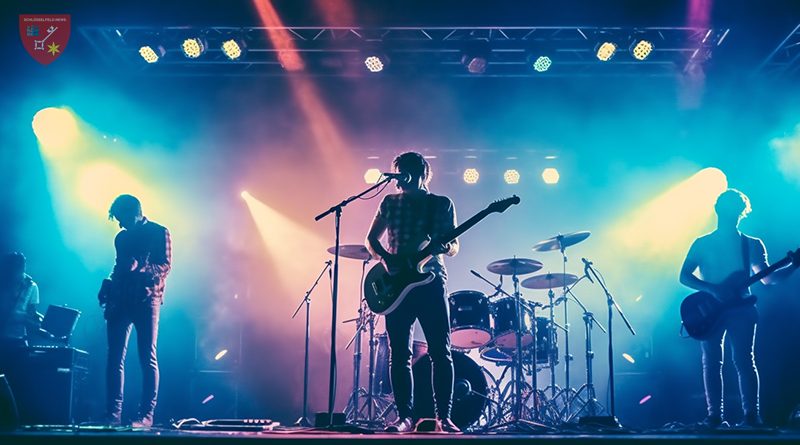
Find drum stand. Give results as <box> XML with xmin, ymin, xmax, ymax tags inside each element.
<box><xmin>564</xmin><ymin>291</ymin><xmax>608</xmax><ymax>423</ymax></box>
<box><xmin>345</xmin><ymin>260</ymin><xmax>395</xmax><ymax>428</ymax></box>
<box><xmin>488</xmin><ymin>271</ymin><xmax>551</xmax><ymax>433</ymax></box>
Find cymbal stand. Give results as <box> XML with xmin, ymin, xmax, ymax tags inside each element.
<box><xmin>557</xmin><ymin>237</ymin><xmax>574</xmax><ymax>416</ymax></box>
<box><xmin>291</xmin><ymin>260</ymin><xmax>332</xmax><ymax>427</ymax></box>
<box><xmin>488</xmin><ymin>268</ymin><xmax>551</xmax><ymax>432</ymax></box>
<box><xmin>563</xmin><ymin>290</ymin><xmax>607</xmax><ymax>423</ymax></box>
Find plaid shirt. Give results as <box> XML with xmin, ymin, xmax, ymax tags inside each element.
<box><xmin>111</xmin><ymin>217</ymin><xmax>172</xmax><ymax>301</ymax></box>
<box><xmin>374</xmin><ymin>192</ymin><xmax>457</xmax><ymax>279</ymax></box>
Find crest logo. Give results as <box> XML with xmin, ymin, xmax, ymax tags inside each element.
<box><xmin>19</xmin><ymin>14</ymin><xmax>71</xmax><ymax>65</ymax></box>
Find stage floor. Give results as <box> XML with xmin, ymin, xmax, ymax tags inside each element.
<box><xmin>3</xmin><ymin>426</ymin><xmax>800</xmax><ymax>445</ymax></box>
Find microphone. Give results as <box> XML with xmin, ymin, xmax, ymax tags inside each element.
<box><xmin>382</xmin><ymin>172</ymin><xmax>412</xmax><ymax>184</ymax></box>
<box><xmin>582</xmin><ymin>257</ymin><xmax>595</xmax><ymax>284</ymax></box>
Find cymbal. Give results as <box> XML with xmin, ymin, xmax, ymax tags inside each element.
<box><xmin>532</xmin><ymin>231</ymin><xmax>591</xmax><ymax>252</ymax></box>
<box><xmin>521</xmin><ymin>273</ymin><xmax>580</xmax><ymax>290</ymax></box>
<box><xmin>486</xmin><ymin>258</ymin><xmax>543</xmax><ymax>276</ymax></box>
<box><xmin>327</xmin><ymin>244</ymin><xmax>371</xmax><ymax>261</ymax></box>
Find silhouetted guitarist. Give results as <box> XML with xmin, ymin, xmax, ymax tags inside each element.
<box><xmin>680</xmin><ymin>189</ymin><xmax>798</xmax><ymax>428</ymax></box>
<box><xmin>366</xmin><ymin>152</ymin><xmax>460</xmax><ymax>433</ymax></box>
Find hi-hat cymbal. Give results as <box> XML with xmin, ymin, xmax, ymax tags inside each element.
<box><xmin>521</xmin><ymin>273</ymin><xmax>580</xmax><ymax>289</ymax></box>
<box><xmin>532</xmin><ymin>231</ymin><xmax>591</xmax><ymax>252</ymax></box>
<box><xmin>327</xmin><ymin>244</ymin><xmax>372</xmax><ymax>261</ymax></box>
<box><xmin>486</xmin><ymin>258</ymin><xmax>544</xmax><ymax>276</ymax></box>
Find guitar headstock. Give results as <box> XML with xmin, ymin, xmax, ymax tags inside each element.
<box><xmin>487</xmin><ymin>195</ymin><xmax>521</xmax><ymax>214</ymax></box>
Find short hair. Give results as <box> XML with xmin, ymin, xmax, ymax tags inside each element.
<box><xmin>392</xmin><ymin>151</ymin><xmax>431</xmax><ymax>189</ymax></box>
<box><xmin>715</xmin><ymin>188</ymin><xmax>752</xmax><ymax>220</ymax></box>
<box><xmin>2</xmin><ymin>252</ymin><xmax>26</xmax><ymax>274</ymax></box>
<box><xmin>109</xmin><ymin>194</ymin><xmax>142</xmax><ymax>221</ymax></box>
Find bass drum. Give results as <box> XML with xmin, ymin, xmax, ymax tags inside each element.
<box><xmin>373</xmin><ymin>321</ymin><xmax>428</xmax><ymax>396</ymax></box>
<box><xmin>412</xmin><ymin>351</ymin><xmax>489</xmax><ymax>431</ymax></box>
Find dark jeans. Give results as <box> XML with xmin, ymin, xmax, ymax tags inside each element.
<box><xmin>385</xmin><ymin>276</ymin><xmax>453</xmax><ymax>420</ymax></box>
<box><xmin>701</xmin><ymin>305</ymin><xmax>759</xmax><ymax>420</ymax></box>
<box><xmin>106</xmin><ymin>298</ymin><xmax>161</xmax><ymax>423</ymax></box>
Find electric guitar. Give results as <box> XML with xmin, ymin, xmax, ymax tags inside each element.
<box><xmin>680</xmin><ymin>248</ymin><xmax>800</xmax><ymax>340</ymax></box>
<box><xmin>364</xmin><ymin>195</ymin><xmax>520</xmax><ymax>315</ymax></box>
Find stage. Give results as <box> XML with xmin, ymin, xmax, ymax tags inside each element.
<box><xmin>3</xmin><ymin>427</ymin><xmax>800</xmax><ymax>445</ymax></box>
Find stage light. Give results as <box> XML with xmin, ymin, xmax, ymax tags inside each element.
<box><xmin>32</xmin><ymin>107</ymin><xmax>80</xmax><ymax>157</ymax></box>
<box><xmin>461</xmin><ymin>41</ymin><xmax>490</xmax><ymax>74</ymax></box>
<box><xmin>201</xmin><ymin>395</ymin><xmax>215</xmax><ymax>404</ymax></box>
<box><xmin>631</xmin><ymin>40</ymin><xmax>653</xmax><ymax>61</ymax></box>
<box><xmin>138</xmin><ymin>45</ymin><xmax>165</xmax><ymax>64</ymax></box>
<box><xmin>596</xmin><ymin>42</ymin><xmax>617</xmax><ymax>61</ymax></box>
<box><xmin>634</xmin><ymin>295</ymin><xmax>643</xmax><ymax>302</ymax></box>
<box><xmin>364</xmin><ymin>168</ymin><xmax>382</xmax><ymax>184</ymax></box>
<box><xmin>181</xmin><ymin>37</ymin><xmax>206</xmax><ymax>59</ymax></box>
<box><xmin>221</xmin><ymin>39</ymin><xmax>245</xmax><ymax>60</ymax></box>
<box><xmin>504</xmin><ymin>169</ymin><xmax>520</xmax><ymax>184</ymax></box>
<box><xmin>76</xmin><ymin>161</ymin><xmax>150</xmax><ymax>216</ymax></box>
<box><xmin>240</xmin><ymin>191</ymin><xmax>250</xmax><ymax>199</ymax></box>
<box><xmin>542</xmin><ymin>167</ymin><xmax>560</xmax><ymax>184</ymax></box>
<box><xmin>214</xmin><ymin>349</ymin><xmax>229</xmax><ymax>361</ymax></box>
<box><xmin>532</xmin><ymin>56</ymin><xmax>552</xmax><ymax>72</ymax></box>
<box><xmin>622</xmin><ymin>353</ymin><xmax>636</xmax><ymax>364</ymax></box>
<box><xmin>364</xmin><ymin>55</ymin><xmax>386</xmax><ymax>73</ymax></box>
<box><xmin>463</xmin><ymin>168</ymin><xmax>480</xmax><ymax>184</ymax></box>
<box><xmin>639</xmin><ymin>395</ymin><xmax>652</xmax><ymax>405</ymax></box>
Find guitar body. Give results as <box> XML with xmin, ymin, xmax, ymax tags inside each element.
<box><xmin>364</xmin><ymin>262</ymin><xmax>436</xmax><ymax>315</ymax></box>
<box><xmin>680</xmin><ymin>291</ymin><xmax>756</xmax><ymax>340</ymax></box>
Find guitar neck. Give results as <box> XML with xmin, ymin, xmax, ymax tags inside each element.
<box><xmin>417</xmin><ymin>209</ymin><xmax>491</xmax><ymax>259</ymax></box>
<box><xmin>745</xmin><ymin>254</ymin><xmax>792</xmax><ymax>287</ymax></box>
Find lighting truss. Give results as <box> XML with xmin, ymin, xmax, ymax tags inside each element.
<box><xmin>757</xmin><ymin>23</ymin><xmax>800</xmax><ymax>78</ymax></box>
<box><xmin>80</xmin><ymin>26</ymin><xmax>729</xmax><ymax>78</ymax></box>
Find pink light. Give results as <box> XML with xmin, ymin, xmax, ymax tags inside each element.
<box><xmin>639</xmin><ymin>395</ymin><xmax>652</xmax><ymax>405</ymax></box>
<box><xmin>202</xmin><ymin>394</ymin><xmax>215</xmax><ymax>404</ymax></box>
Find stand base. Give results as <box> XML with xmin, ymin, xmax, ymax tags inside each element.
<box><xmin>578</xmin><ymin>415</ymin><xmax>622</xmax><ymax>429</ymax></box>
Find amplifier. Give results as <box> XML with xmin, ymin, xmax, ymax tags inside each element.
<box><xmin>3</xmin><ymin>346</ymin><xmax>89</xmax><ymax>425</ymax></box>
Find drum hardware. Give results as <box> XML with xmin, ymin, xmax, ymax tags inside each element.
<box><xmin>532</xmin><ymin>231</ymin><xmax>591</xmax><ymax>420</ymax></box>
<box><xmin>449</xmin><ymin>290</ymin><xmax>493</xmax><ymax>350</ymax></box>
<box><xmin>580</xmin><ymin>257</ymin><xmax>636</xmax><ymax>429</ymax></box>
<box><xmin>469</xmin><ymin>269</ymin><xmax>513</xmax><ymax>299</ymax></box>
<box><xmin>484</xmin><ymin>259</ymin><xmax>552</xmax><ymax>433</ymax></box>
<box><xmin>291</xmin><ymin>260</ymin><xmax>333</xmax><ymax>427</ymax></box>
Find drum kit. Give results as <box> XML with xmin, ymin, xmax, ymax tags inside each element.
<box><xmin>319</xmin><ymin>231</ymin><xmax>617</xmax><ymax>431</ymax></box>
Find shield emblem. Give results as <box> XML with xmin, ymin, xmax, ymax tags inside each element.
<box><xmin>19</xmin><ymin>14</ymin><xmax>71</xmax><ymax>65</ymax></box>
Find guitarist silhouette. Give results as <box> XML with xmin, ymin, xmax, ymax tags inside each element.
<box><xmin>680</xmin><ymin>189</ymin><xmax>798</xmax><ymax>428</ymax></box>
<box><xmin>366</xmin><ymin>152</ymin><xmax>460</xmax><ymax>433</ymax></box>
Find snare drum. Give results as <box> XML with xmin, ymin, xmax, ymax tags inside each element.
<box><xmin>490</xmin><ymin>297</ymin><xmax>534</xmax><ymax>349</ymax></box>
<box><xmin>449</xmin><ymin>290</ymin><xmax>492</xmax><ymax>349</ymax></box>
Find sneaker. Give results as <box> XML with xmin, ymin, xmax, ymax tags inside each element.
<box><xmin>439</xmin><ymin>418</ymin><xmax>461</xmax><ymax>433</ymax></box>
<box><xmin>697</xmin><ymin>415</ymin><xmax>726</xmax><ymax>429</ymax></box>
<box><xmin>131</xmin><ymin>417</ymin><xmax>153</xmax><ymax>429</ymax></box>
<box><xmin>384</xmin><ymin>417</ymin><xmax>414</xmax><ymax>433</ymax></box>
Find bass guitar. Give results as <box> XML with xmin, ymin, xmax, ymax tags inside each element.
<box><xmin>364</xmin><ymin>195</ymin><xmax>520</xmax><ymax>315</ymax></box>
<box><xmin>680</xmin><ymin>248</ymin><xmax>799</xmax><ymax>340</ymax></box>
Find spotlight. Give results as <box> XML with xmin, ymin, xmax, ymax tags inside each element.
<box><xmin>596</xmin><ymin>41</ymin><xmax>617</xmax><ymax>62</ymax></box>
<box><xmin>364</xmin><ymin>168</ymin><xmax>382</xmax><ymax>184</ymax></box>
<box><xmin>504</xmin><ymin>169</ymin><xmax>520</xmax><ymax>184</ymax></box>
<box><xmin>138</xmin><ymin>45</ymin><xmax>165</xmax><ymax>64</ymax></box>
<box><xmin>32</xmin><ymin>107</ymin><xmax>79</xmax><ymax>156</ymax></box>
<box><xmin>181</xmin><ymin>37</ymin><xmax>207</xmax><ymax>59</ymax></box>
<box><xmin>542</xmin><ymin>167</ymin><xmax>560</xmax><ymax>184</ymax></box>
<box><xmin>463</xmin><ymin>168</ymin><xmax>480</xmax><ymax>184</ymax></box>
<box><xmin>532</xmin><ymin>56</ymin><xmax>552</xmax><ymax>72</ymax></box>
<box><xmin>221</xmin><ymin>38</ymin><xmax>246</xmax><ymax>60</ymax></box>
<box><xmin>622</xmin><ymin>353</ymin><xmax>636</xmax><ymax>364</ymax></box>
<box><xmin>461</xmin><ymin>41</ymin><xmax>490</xmax><ymax>74</ymax></box>
<box><xmin>214</xmin><ymin>349</ymin><xmax>229</xmax><ymax>361</ymax></box>
<box><xmin>240</xmin><ymin>190</ymin><xmax>251</xmax><ymax>199</ymax></box>
<box><xmin>631</xmin><ymin>39</ymin><xmax>653</xmax><ymax>61</ymax></box>
<box><xmin>364</xmin><ymin>55</ymin><xmax>387</xmax><ymax>73</ymax></box>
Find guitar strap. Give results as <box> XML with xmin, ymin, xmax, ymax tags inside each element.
<box><xmin>741</xmin><ymin>233</ymin><xmax>750</xmax><ymax>276</ymax></box>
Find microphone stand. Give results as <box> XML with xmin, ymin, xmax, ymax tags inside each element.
<box><xmin>314</xmin><ymin>177</ymin><xmax>392</xmax><ymax>428</ymax></box>
<box><xmin>583</xmin><ymin>259</ymin><xmax>636</xmax><ymax>428</ymax></box>
<box><xmin>292</xmin><ymin>260</ymin><xmax>332</xmax><ymax>427</ymax></box>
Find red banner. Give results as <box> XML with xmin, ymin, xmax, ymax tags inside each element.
<box><xmin>19</xmin><ymin>14</ymin><xmax>71</xmax><ymax>65</ymax></box>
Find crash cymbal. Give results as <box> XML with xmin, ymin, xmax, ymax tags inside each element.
<box><xmin>327</xmin><ymin>244</ymin><xmax>372</xmax><ymax>261</ymax></box>
<box><xmin>486</xmin><ymin>258</ymin><xmax>543</xmax><ymax>276</ymax></box>
<box><xmin>521</xmin><ymin>273</ymin><xmax>580</xmax><ymax>290</ymax></box>
<box><xmin>532</xmin><ymin>231</ymin><xmax>591</xmax><ymax>252</ymax></box>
